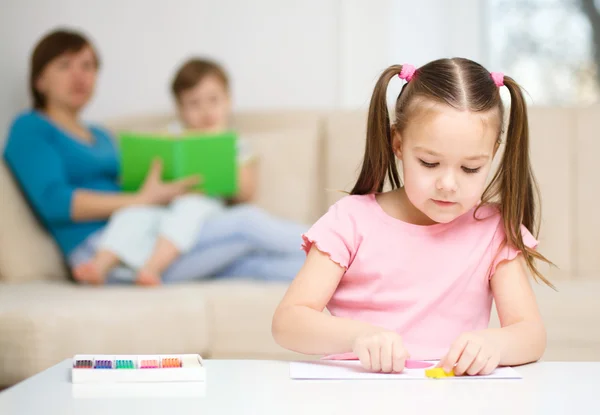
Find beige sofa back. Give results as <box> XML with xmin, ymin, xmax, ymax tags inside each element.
<box><xmin>1</xmin><ymin>107</ymin><xmax>598</xmax><ymax>283</ymax></box>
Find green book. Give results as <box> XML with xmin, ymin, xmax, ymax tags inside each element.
<box><xmin>118</xmin><ymin>130</ymin><xmax>238</xmax><ymax>197</ymax></box>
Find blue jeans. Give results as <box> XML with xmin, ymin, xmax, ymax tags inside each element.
<box><xmin>69</xmin><ymin>204</ymin><xmax>308</xmax><ymax>284</ymax></box>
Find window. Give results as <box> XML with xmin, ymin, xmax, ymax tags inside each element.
<box><xmin>488</xmin><ymin>0</ymin><xmax>599</xmax><ymax>105</ymax></box>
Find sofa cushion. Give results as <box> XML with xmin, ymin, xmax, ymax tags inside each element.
<box><xmin>527</xmin><ymin>108</ymin><xmax>576</xmax><ymax>278</ymax></box>
<box><xmin>103</xmin><ymin>110</ymin><xmax>325</xmax><ymax>136</ymax></box>
<box><xmin>488</xmin><ymin>278</ymin><xmax>600</xmax><ymax>361</ymax></box>
<box><xmin>323</xmin><ymin>110</ymin><xmax>369</xmax><ymax>209</ymax></box>
<box><xmin>0</xmin><ymin>281</ymin><xmax>211</xmax><ymax>385</ymax></box>
<box><xmin>197</xmin><ymin>280</ymin><xmax>307</xmax><ymax>359</ymax></box>
<box><xmin>575</xmin><ymin>106</ymin><xmax>600</xmax><ymax>274</ymax></box>
<box><xmin>244</xmin><ymin>127</ymin><xmax>324</xmax><ymax>225</ymax></box>
<box><xmin>232</xmin><ymin>110</ymin><xmax>324</xmax><ymax>134</ymax></box>
<box><xmin>0</xmin><ymin>161</ymin><xmax>67</xmax><ymax>283</ymax></box>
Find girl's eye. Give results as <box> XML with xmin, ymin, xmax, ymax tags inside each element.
<box><xmin>418</xmin><ymin>158</ymin><xmax>481</xmax><ymax>174</ymax></box>
<box><xmin>419</xmin><ymin>159</ymin><xmax>438</xmax><ymax>168</ymax></box>
<box><xmin>462</xmin><ymin>167</ymin><xmax>481</xmax><ymax>174</ymax></box>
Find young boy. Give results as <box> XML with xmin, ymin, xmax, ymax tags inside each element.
<box><xmin>169</xmin><ymin>58</ymin><xmax>258</xmax><ymax>200</ymax></box>
<box><xmin>73</xmin><ymin>58</ymin><xmax>258</xmax><ymax>286</ymax></box>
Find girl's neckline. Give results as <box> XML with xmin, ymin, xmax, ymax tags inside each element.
<box><xmin>366</xmin><ymin>192</ymin><xmax>473</xmax><ymax>234</ymax></box>
<box><xmin>34</xmin><ymin>110</ymin><xmax>98</xmax><ymax>148</ymax></box>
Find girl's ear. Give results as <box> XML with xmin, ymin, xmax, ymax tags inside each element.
<box><xmin>493</xmin><ymin>140</ymin><xmax>500</xmax><ymax>157</ymax></box>
<box><xmin>391</xmin><ymin>124</ymin><xmax>403</xmax><ymax>159</ymax></box>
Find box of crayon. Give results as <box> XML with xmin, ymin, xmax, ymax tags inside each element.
<box><xmin>71</xmin><ymin>354</ymin><xmax>205</xmax><ymax>383</ymax></box>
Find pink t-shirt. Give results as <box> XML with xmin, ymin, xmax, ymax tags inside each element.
<box><xmin>301</xmin><ymin>194</ymin><xmax>538</xmax><ymax>360</ymax></box>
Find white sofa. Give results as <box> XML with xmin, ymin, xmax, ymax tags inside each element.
<box><xmin>0</xmin><ymin>108</ymin><xmax>599</xmax><ymax>386</ymax></box>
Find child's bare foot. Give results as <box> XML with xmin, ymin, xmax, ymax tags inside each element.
<box><xmin>73</xmin><ymin>262</ymin><xmax>106</xmax><ymax>285</ymax></box>
<box><xmin>136</xmin><ymin>268</ymin><xmax>161</xmax><ymax>286</ymax></box>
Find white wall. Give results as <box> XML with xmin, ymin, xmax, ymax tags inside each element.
<box><xmin>385</xmin><ymin>0</ymin><xmax>486</xmax><ymax>105</ymax></box>
<box><xmin>337</xmin><ymin>0</ymin><xmax>393</xmax><ymax>109</ymax></box>
<box><xmin>0</xmin><ymin>0</ymin><xmax>484</xmax><ymax>134</ymax></box>
<box><xmin>0</xmin><ymin>0</ymin><xmax>340</xmax><ymax>124</ymax></box>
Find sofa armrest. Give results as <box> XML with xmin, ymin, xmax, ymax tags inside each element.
<box><xmin>0</xmin><ymin>161</ymin><xmax>68</xmax><ymax>283</ymax></box>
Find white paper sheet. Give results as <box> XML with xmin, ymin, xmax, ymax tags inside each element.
<box><xmin>289</xmin><ymin>360</ymin><xmax>522</xmax><ymax>380</ymax></box>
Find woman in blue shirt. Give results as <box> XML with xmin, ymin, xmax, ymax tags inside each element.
<box><xmin>4</xmin><ymin>29</ymin><xmax>306</xmax><ymax>284</ymax></box>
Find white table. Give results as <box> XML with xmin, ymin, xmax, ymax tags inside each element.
<box><xmin>0</xmin><ymin>359</ymin><xmax>598</xmax><ymax>414</ymax></box>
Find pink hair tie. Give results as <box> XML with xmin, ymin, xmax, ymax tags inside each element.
<box><xmin>398</xmin><ymin>64</ymin><xmax>416</xmax><ymax>82</ymax></box>
<box><xmin>490</xmin><ymin>72</ymin><xmax>504</xmax><ymax>87</ymax></box>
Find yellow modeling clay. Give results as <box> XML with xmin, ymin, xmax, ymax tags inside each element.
<box><xmin>425</xmin><ymin>367</ymin><xmax>455</xmax><ymax>379</ymax></box>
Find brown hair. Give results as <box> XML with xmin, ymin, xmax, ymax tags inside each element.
<box><xmin>352</xmin><ymin>58</ymin><xmax>553</xmax><ymax>287</ymax></box>
<box><xmin>30</xmin><ymin>29</ymin><xmax>100</xmax><ymax>109</ymax></box>
<box><xmin>171</xmin><ymin>58</ymin><xmax>229</xmax><ymax>101</ymax></box>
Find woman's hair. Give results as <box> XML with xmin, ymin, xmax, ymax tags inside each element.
<box><xmin>30</xmin><ymin>28</ymin><xmax>100</xmax><ymax>109</ymax></box>
<box><xmin>171</xmin><ymin>58</ymin><xmax>229</xmax><ymax>101</ymax></box>
<box><xmin>351</xmin><ymin>57</ymin><xmax>552</xmax><ymax>286</ymax></box>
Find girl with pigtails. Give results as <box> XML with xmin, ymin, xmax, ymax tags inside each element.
<box><xmin>273</xmin><ymin>58</ymin><xmax>552</xmax><ymax>376</ymax></box>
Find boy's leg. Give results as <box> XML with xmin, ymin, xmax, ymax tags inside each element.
<box><xmin>72</xmin><ymin>249</ymin><xmax>120</xmax><ymax>285</ymax></box>
<box><xmin>140</xmin><ymin>195</ymin><xmax>224</xmax><ymax>285</ymax></box>
<box><xmin>99</xmin><ymin>205</ymin><xmax>164</xmax><ymax>270</ymax></box>
<box><xmin>69</xmin><ymin>205</ymin><xmax>163</xmax><ymax>285</ymax></box>
<box><xmin>159</xmin><ymin>194</ymin><xmax>224</xmax><ymax>252</ymax></box>
<box><xmin>136</xmin><ymin>236</ymin><xmax>180</xmax><ymax>286</ymax></box>
<box><xmin>161</xmin><ymin>204</ymin><xmax>307</xmax><ymax>283</ymax></box>
<box><xmin>196</xmin><ymin>204</ymin><xmax>308</xmax><ymax>254</ymax></box>
<box><xmin>161</xmin><ymin>239</ymin><xmax>253</xmax><ymax>283</ymax></box>
<box><xmin>214</xmin><ymin>251</ymin><xmax>306</xmax><ymax>282</ymax></box>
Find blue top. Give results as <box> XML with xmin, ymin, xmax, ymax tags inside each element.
<box><xmin>3</xmin><ymin>111</ymin><xmax>121</xmax><ymax>256</ymax></box>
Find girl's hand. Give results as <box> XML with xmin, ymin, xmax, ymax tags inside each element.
<box><xmin>352</xmin><ymin>331</ymin><xmax>409</xmax><ymax>373</ymax></box>
<box><xmin>438</xmin><ymin>331</ymin><xmax>501</xmax><ymax>376</ymax></box>
<box><xmin>137</xmin><ymin>159</ymin><xmax>200</xmax><ymax>205</ymax></box>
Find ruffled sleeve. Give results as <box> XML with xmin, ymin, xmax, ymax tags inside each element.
<box><xmin>489</xmin><ymin>222</ymin><xmax>539</xmax><ymax>278</ymax></box>
<box><xmin>301</xmin><ymin>198</ymin><xmax>358</xmax><ymax>269</ymax></box>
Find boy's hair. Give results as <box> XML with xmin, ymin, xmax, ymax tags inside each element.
<box><xmin>30</xmin><ymin>28</ymin><xmax>100</xmax><ymax>109</ymax></box>
<box><xmin>171</xmin><ymin>58</ymin><xmax>229</xmax><ymax>101</ymax></box>
<box><xmin>352</xmin><ymin>57</ymin><xmax>552</xmax><ymax>286</ymax></box>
